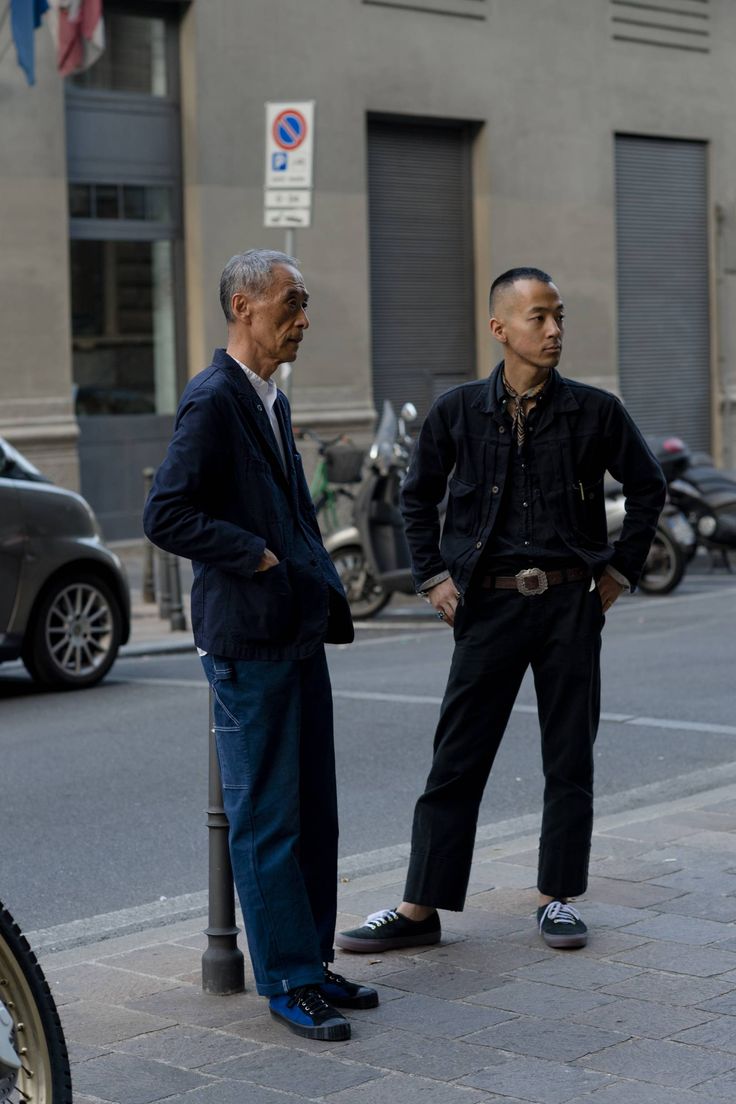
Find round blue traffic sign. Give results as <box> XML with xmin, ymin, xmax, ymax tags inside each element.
<box><xmin>273</xmin><ymin>109</ymin><xmax>308</xmax><ymax>151</ymax></box>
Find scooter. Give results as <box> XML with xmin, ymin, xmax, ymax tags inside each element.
<box><xmin>325</xmin><ymin>401</ymin><xmax>420</xmax><ymax>618</ymax></box>
<box><xmin>653</xmin><ymin>437</ymin><xmax>736</xmax><ymax>570</ymax></box>
<box><xmin>605</xmin><ymin>481</ymin><xmax>695</xmax><ymax>595</ymax></box>
<box><xmin>0</xmin><ymin>897</ymin><xmax>72</xmax><ymax>1101</ymax></box>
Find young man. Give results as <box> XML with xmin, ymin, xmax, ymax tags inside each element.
<box><xmin>144</xmin><ymin>249</ymin><xmax>377</xmax><ymax>1040</ymax></box>
<box><xmin>337</xmin><ymin>267</ymin><xmax>666</xmax><ymax>955</ymax></box>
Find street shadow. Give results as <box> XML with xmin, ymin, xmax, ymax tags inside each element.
<box><xmin>0</xmin><ymin>674</ymin><xmax>122</xmax><ymax>700</ymax></box>
<box><xmin>0</xmin><ymin>674</ymin><xmax>43</xmax><ymax>699</ymax></box>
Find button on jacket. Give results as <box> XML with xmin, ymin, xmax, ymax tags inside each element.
<box><xmin>401</xmin><ymin>363</ymin><xmax>667</xmax><ymax>593</ymax></box>
<box><xmin>143</xmin><ymin>348</ymin><xmax>353</xmax><ymax>659</ymax></box>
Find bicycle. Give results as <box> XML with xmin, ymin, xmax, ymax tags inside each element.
<box><xmin>295</xmin><ymin>429</ymin><xmax>364</xmax><ymax>535</ymax></box>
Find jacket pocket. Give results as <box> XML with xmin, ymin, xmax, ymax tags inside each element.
<box><xmin>227</xmin><ymin>559</ymin><xmax>295</xmax><ymax>643</ymax></box>
<box><xmin>447</xmin><ymin>476</ymin><xmax>480</xmax><ymax>536</ymax></box>
<box><xmin>569</xmin><ymin>476</ymin><xmax>608</xmax><ymax>547</ymax></box>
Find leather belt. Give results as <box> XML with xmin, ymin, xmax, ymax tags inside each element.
<box><xmin>480</xmin><ymin>566</ymin><xmax>590</xmax><ymax>596</ymax></box>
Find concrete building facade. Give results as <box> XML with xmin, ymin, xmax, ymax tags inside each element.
<box><xmin>2</xmin><ymin>0</ymin><xmax>735</xmax><ymax>537</ymax></box>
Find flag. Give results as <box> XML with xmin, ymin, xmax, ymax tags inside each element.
<box><xmin>47</xmin><ymin>0</ymin><xmax>104</xmax><ymax>77</ymax></box>
<box><xmin>10</xmin><ymin>0</ymin><xmax>49</xmax><ymax>85</ymax></box>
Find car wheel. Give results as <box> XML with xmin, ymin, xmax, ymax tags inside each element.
<box><xmin>23</xmin><ymin>573</ymin><xmax>122</xmax><ymax>689</ymax></box>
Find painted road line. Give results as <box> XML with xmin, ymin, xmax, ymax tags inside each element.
<box><xmin>110</xmin><ymin>679</ymin><xmax>736</xmax><ymax>739</ymax></box>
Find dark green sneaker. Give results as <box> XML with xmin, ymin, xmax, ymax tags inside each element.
<box><xmin>336</xmin><ymin>907</ymin><xmax>441</xmax><ymax>953</ymax></box>
<box><xmin>537</xmin><ymin>900</ymin><xmax>588</xmax><ymax>949</ymax></box>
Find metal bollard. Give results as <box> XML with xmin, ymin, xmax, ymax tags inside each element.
<box><xmin>142</xmin><ymin>468</ymin><xmax>156</xmax><ymax>604</ymax></box>
<box><xmin>167</xmin><ymin>554</ymin><xmax>187</xmax><ymax>632</ymax></box>
<box><xmin>157</xmin><ymin>550</ymin><xmax>172</xmax><ymax>620</ymax></box>
<box><xmin>202</xmin><ymin>688</ymin><xmax>245</xmax><ymax>995</ymax></box>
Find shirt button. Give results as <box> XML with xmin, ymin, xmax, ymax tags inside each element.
<box><xmin>524</xmin><ymin>540</ymin><xmax>529</xmax><ymax>545</ymax></box>
<box><xmin>523</xmin><ymin>501</ymin><xmax>528</xmax><ymax>507</ymax></box>
<box><xmin>499</xmin><ymin>427</ymin><xmax>505</xmax><ymax>434</ymax></box>
<box><xmin>492</xmin><ymin>485</ymin><xmax>499</xmax><ymax>494</ymax></box>
<box><xmin>476</xmin><ymin>541</ymin><xmax>482</xmax><ymax>549</ymax></box>
<box><xmin>256</xmin><ymin>404</ymin><xmax>263</xmax><ymax>411</ymax></box>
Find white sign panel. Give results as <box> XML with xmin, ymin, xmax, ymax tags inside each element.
<box><xmin>264</xmin><ymin>190</ymin><xmax>312</xmax><ymax>209</ymax></box>
<box><xmin>264</xmin><ymin>101</ymin><xmax>314</xmax><ymax>189</ymax></box>
<box><xmin>264</xmin><ymin>208</ymin><xmax>312</xmax><ymax>228</ymax></box>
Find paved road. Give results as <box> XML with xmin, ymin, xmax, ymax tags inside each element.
<box><xmin>1</xmin><ymin>567</ymin><xmax>735</xmax><ymax>934</ymax></box>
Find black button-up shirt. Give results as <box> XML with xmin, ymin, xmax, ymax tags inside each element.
<box><xmin>480</xmin><ymin>371</ymin><xmax>584</xmax><ymax>574</ymax></box>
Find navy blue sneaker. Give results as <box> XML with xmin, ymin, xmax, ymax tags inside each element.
<box><xmin>269</xmin><ymin>986</ymin><xmax>351</xmax><ymax>1041</ymax></box>
<box><xmin>320</xmin><ymin>967</ymin><xmax>379</xmax><ymax>1009</ymax></box>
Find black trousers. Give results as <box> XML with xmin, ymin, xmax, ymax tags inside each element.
<box><xmin>404</xmin><ymin>578</ymin><xmax>603</xmax><ymax>910</ymax></box>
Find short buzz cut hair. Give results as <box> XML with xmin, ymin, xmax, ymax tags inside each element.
<box><xmin>219</xmin><ymin>249</ymin><xmax>300</xmax><ymax>322</ymax></box>
<box><xmin>489</xmin><ymin>266</ymin><xmax>553</xmax><ymax>315</ymax></box>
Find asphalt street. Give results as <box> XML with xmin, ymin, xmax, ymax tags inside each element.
<box><xmin>1</xmin><ymin>565</ymin><xmax>735</xmax><ymax>938</ymax></box>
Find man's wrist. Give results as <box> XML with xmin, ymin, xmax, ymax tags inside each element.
<box><xmin>417</xmin><ymin>570</ymin><xmax>450</xmax><ymax>601</ymax></box>
<box><xmin>605</xmin><ymin>565</ymin><xmax>630</xmax><ymax>591</ymax></box>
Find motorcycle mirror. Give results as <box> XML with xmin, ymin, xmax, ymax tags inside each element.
<box><xmin>400</xmin><ymin>402</ymin><xmax>418</xmax><ymax>423</ymax></box>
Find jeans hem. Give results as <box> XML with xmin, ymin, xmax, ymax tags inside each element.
<box><xmin>258</xmin><ymin>967</ymin><xmax>326</xmax><ymax>997</ymax></box>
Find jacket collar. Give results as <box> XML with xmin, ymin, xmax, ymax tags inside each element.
<box><xmin>474</xmin><ymin>362</ymin><xmax>579</xmax><ymax>419</ymax></box>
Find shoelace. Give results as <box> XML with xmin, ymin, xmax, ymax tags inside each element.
<box><xmin>364</xmin><ymin>908</ymin><xmax>399</xmax><ymax>929</ymax></box>
<box><xmin>539</xmin><ymin>901</ymin><xmax>582</xmax><ymax>930</ymax></box>
<box><xmin>287</xmin><ymin>986</ymin><xmax>333</xmax><ymax>1015</ymax></box>
<box><xmin>323</xmin><ymin>967</ymin><xmax>348</xmax><ymax>986</ymax></box>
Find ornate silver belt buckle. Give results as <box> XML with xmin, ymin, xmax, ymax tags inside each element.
<box><xmin>515</xmin><ymin>567</ymin><xmax>548</xmax><ymax>596</ymax></box>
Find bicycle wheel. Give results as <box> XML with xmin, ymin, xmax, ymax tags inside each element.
<box><xmin>0</xmin><ymin>900</ymin><xmax>72</xmax><ymax>1103</ymax></box>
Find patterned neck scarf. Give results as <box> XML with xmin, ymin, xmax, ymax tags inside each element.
<box><xmin>502</xmin><ymin>371</ymin><xmax>549</xmax><ymax>453</ymax></box>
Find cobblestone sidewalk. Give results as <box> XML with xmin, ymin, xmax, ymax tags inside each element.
<box><xmin>41</xmin><ymin>781</ymin><xmax>736</xmax><ymax>1104</ymax></box>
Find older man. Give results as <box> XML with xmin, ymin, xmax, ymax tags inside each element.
<box><xmin>144</xmin><ymin>250</ymin><xmax>376</xmax><ymax>1041</ymax></box>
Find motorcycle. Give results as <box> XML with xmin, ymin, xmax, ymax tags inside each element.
<box><xmin>325</xmin><ymin>400</ymin><xmax>420</xmax><ymax>618</ymax></box>
<box><xmin>651</xmin><ymin>436</ymin><xmax>736</xmax><ymax>570</ymax></box>
<box><xmin>605</xmin><ymin>480</ymin><xmax>695</xmax><ymax>595</ymax></box>
<box><xmin>327</xmin><ymin>404</ymin><xmax>698</xmax><ymax>615</ymax></box>
<box><xmin>0</xmin><ymin>899</ymin><xmax>72</xmax><ymax>1102</ymax></box>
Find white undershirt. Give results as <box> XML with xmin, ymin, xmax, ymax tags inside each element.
<box><xmin>234</xmin><ymin>357</ymin><xmax>287</xmax><ymax>468</ymax></box>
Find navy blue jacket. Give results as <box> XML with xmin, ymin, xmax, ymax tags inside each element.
<box><xmin>401</xmin><ymin>364</ymin><xmax>667</xmax><ymax>593</ymax></box>
<box><xmin>143</xmin><ymin>349</ymin><xmax>353</xmax><ymax>659</ymax></box>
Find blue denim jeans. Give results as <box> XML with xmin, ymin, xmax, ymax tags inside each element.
<box><xmin>201</xmin><ymin>647</ymin><xmax>337</xmax><ymax>996</ymax></box>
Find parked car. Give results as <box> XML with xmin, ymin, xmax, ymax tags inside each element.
<box><xmin>0</xmin><ymin>437</ymin><xmax>130</xmax><ymax>689</ymax></box>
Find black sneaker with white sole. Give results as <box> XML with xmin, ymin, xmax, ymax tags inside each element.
<box><xmin>537</xmin><ymin>900</ymin><xmax>588</xmax><ymax>949</ymax></box>
<box><xmin>319</xmin><ymin>967</ymin><xmax>379</xmax><ymax>1008</ymax></box>
<box><xmin>336</xmin><ymin>907</ymin><xmax>441</xmax><ymax>953</ymax></box>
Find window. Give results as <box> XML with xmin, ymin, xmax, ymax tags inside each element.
<box><xmin>70</xmin><ymin>12</ymin><xmax>169</xmax><ymax>96</ymax></box>
<box><xmin>69</xmin><ymin>183</ymin><xmax>173</xmax><ymax>223</ymax></box>
<box><xmin>70</xmin><ymin>240</ymin><xmax>177</xmax><ymax>416</ymax></box>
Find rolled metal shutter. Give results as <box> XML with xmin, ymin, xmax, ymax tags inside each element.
<box><xmin>367</xmin><ymin>118</ymin><xmax>476</xmax><ymax>419</ymax></box>
<box><xmin>615</xmin><ymin>135</ymin><xmax>711</xmax><ymax>451</ymax></box>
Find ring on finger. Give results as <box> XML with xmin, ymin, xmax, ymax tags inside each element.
<box><xmin>437</xmin><ymin>610</ymin><xmax>445</xmax><ymax>620</ymax></box>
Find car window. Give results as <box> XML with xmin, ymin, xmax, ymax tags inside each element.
<box><xmin>0</xmin><ymin>439</ymin><xmax>50</xmax><ymax>484</ymax></box>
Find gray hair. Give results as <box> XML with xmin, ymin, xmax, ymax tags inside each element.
<box><xmin>219</xmin><ymin>249</ymin><xmax>300</xmax><ymax>322</ymax></box>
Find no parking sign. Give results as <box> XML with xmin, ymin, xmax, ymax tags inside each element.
<box><xmin>264</xmin><ymin>101</ymin><xmax>314</xmax><ymax>195</ymax></box>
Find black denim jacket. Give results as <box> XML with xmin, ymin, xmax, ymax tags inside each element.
<box><xmin>400</xmin><ymin>363</ymin><xmax>667</xmax><ymax>593</ymax></box>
